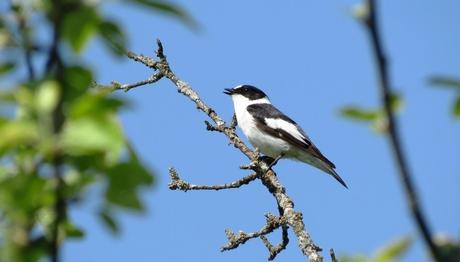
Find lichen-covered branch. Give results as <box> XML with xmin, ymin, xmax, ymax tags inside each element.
<box><xmin>108</xmin><ymin>39</ymin><xmax>324</xmax><ymax>261</ymax></box>
<box><xmin>168</xmin><ymin>167</ymin><xmax>258</xmax><ymax>191</ymax></box>
<box><xmin>221</xmin><ymin>213</ymin><xmax>286</xmax><ymax>251</ymax></box>
<box><xmin>109</xmin><ymin>72</ymin><xmax>163</xmax><ymax>92</ymax></box>
<box><xmin>260</xmin><ymin>223</ymin><xmax>289</xmax><ymax>260</ymax></box>
<box><xmin>230</xmin><ymin>113</ymin><xmax>238</xmax><ymax>130</ymax></box>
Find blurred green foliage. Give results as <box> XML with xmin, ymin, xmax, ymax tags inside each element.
<box><xmin>434</xmin><ymin>235</ymin><xmax>460</xmax><ymax>262</ymax></box>
<box><xmin>339</xmin><ymin>235</ymin><xmax>460</xmax><ymax>262</ymax></box>
<box><xmin>0</xmin><ymin>0</ymin><xmax>192</xmax><ymax>261</ymax></box>
<box><xmin>429</xmin><ymin>76</ymin><xmax>460</xmax><ymax>117</ymax></box>
<box><xmin>340</xmin><ymin>94</ymin><xmax>403</xmax><ymax>133</ymax></box>
<box><xmin>340</xmin><ymin>236</ymin><xmax>412</xmax><ymax>262</ymax></box>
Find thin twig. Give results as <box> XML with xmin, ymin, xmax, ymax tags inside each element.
<box><xmin>204</xmin><ymin>120</ymin><xmax>220</xmax><ymax>132</ymax></box>
<box><xmin>126</xmin><ymin>51</ymin><xmax>159</xmax><ymax>69</ymax></box>
<box><xmin>260</xmin><ymin>224</ymin><xmax>289</xmax><ymax>260</ymax></box>
<box><xmin>221</xmin><ymin>214</ymin><xmax>286</xmax><ymax>251</ymax></box>
<box><xmin>363</xmin><ymin>1</ymin><xmax>441</xmax><ymax>261</ymax></box>
<box><xmin>50</xmin><ymin>155</ymin><xmax>64</xmax><ymax>262</ymax></box>
<box><xmin>260</xmin><ymin>202</ymin><xmax>290</xmax><ymax>260</ymax></box>
<box><xmin>230</xmin><ymin>113</ymin><xmax>238</xmax><ymax>130</ymax></box>
<box><xmin>106</xmin><ymin>72</ymin><xmax>163</xmax><ymax>92</ymax></box>
<box><xmin>168</xmin><ymin>168</ymin><xmax>258</xmax><ymax>191</ymax></box>
<box><xmin>10</xmin><ymin>1</ymin><xmax>35</xmax><ymax>80</ymax></box>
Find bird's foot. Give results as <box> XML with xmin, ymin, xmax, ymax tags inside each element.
<box><xmin>261</xmin><ymin>154</ymin><xmax>284</xmax><ymax>171</ymax></box>
<box><xmin>259</xmin><ymin>156</ymin><xmax>275</xmax><ymax>165</ymax></box>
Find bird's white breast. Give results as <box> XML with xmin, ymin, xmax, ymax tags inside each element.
<box><xmin>231</xmin><ymin>95</ymin><xmax>290</xmax><ymax>158</ymax></box>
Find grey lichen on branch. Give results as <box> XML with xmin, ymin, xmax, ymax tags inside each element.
<box><xmin>106</xmin><ymin>38</ymin><xmax>325</xmax><ymax>262</ymax></box>
<box><xmin>114</xmin><ymin>73</ymin><xmax>163</xmax><ymax>92</ymax></box>
<box><xmin>221</xmin><ymin>213</ymin><xmax>286</xmax><ymax>249</ymax></box>
<box><xmin>168</xmin><ymin>167</ymin><xmax>258</xmax><ymax>191</ymax></box>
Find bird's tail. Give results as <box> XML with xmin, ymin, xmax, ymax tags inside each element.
<box><xmin>321</xmin><ymin>164</ymin><xmax>348</xmax><ymax>189</ymax></box>
<box><xmin>296</xmin><ymin>153</ymin><xmax>348</xmax><ymax>188</ymax></box>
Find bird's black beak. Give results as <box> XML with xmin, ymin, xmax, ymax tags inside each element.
<box><xmin>223</xmin><ymin>88</ymin><xmax>234</xmax><ymax>95</ymax></box>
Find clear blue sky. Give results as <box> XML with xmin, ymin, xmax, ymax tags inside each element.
<box><xmin>65</xmin><ymin>0</ymin><xmax>459</xmax><ymax>261</ymax></box>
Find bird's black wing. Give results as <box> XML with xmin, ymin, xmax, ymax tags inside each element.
<box><xmin>246</xmin><ymin>103</ymin><xmax>336</xmax><ymax>168</ymax></box>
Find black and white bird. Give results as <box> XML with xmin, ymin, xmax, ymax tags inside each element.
<box><xmin>224</xmin><ymin>84</ymin><xmax>347</xmax><ymax>188</ymax></box>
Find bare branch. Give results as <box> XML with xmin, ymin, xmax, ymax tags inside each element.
<box><xmin>118</xmin><ymin>39</ymin><xmax>324</xmax><ymax>261</ymax></box>
<box><xmin>168</xmin><ymin>167</ymin><xmax>258</xmax><ymax>191</ymax></box>
<box><xmin>126</xmin><ymin>51</ymin><xmax>159</xmax><ymax>69</ymax></box>
<box><xmin>221</xmin><ymin>214</ymin><xmax>287</xmax><ymax>251</ymax></box>
<box><xmin>103</xmin><ymin>72</ymin><xmax>163</xmax><ymax>92</ymax></box>
<box><xmin>230</xmin><ymin>113</ymin><xmax>238</xmax><ymax>130</ymax></box>
<box><xmin>361</xmin><ymin>1</ymin><xmax>441</xmax><ymax>261</ymax></box>
<box><xmin>260</xmin><ymin>170</ymin><xmax>322</xmax><ymax>261</ymax></box>
<box><xmin>239</xmin><ymin>162</ymin><xmax>258</xmax><ymax>170</ymax></box>
<box><xmin>10</xmin><ymin>2</ymin><xmax>35</xmax><ymax>80</ymax></box>
<box><xmin>260</xmin><ymin>224</ymin><xmax>289</xmax><ymax>260</ymax></box>
<box><xmin>204</xmin><ymin>120</ymin><xmax>220</xmax><ymax>132</ymax></box>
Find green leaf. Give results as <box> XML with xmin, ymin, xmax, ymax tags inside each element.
<box><xmin>20</xmin><ymin>236</ymin><xmax>48</xmax><ymax>262</ymax></box>
<box><xmin>340</xmin><ymin>255</ymin><xmax>368</xmax><ymax>262</ymax></box>
<box><xmin>351</xmin><ymin>2</ymin><xmax>370</xmax><ymax>22</ymax></box>
<box><xmin>63</xmin><ymin>66</ymin><xmax>94</xmax><ymax>100</ymax></box>
<box><xmin>69</xmin><ymin>92</ymin><xmax>125</xmax><ymax>120</ymax></box>
<box><xmin>63</xmin><ymin>90</ymin><xmax>126</xmax><ymax>162</ymax></box>
<box><xmin>0</xmin><ymin>25</ymin><xmax>14</xmax><ymax>49</ymax></box>
<box><xmin>373</xmin><ymin>236</ymin><xmax>412</xmax><ymax>262</ymax></box>
<box><xmin>15</xmin><ymin>87</ymin><xmax>34</xmax><ymax>110</ymax></box>
<box><xmin>341</xmin><ymin>95</ymin><xmax>403</xmax><ymax>134</ymax></box>
<box><xmin>127</xmin><ymin>0</ymin><xmax>198</xmax><ymax>29</ymax></box>
<box><xmin>429</xmin><ymin>76</ymin><xmax>460</xmax><ymax>118</ymax></box>
<box><xmin>64</xmin><ymin>221</ymin><xmax>85</xmax><ymax>239</ymax></box>
<box><xmin>61</xmin><ymin>6</ymin><xmax>100</xmax><ymax>53</ymax></box>
<box><xmin>429</xmin><ymin>76</ymin><xmax>460</xmax><ymax>90</ymax></box>
<box><xmin>0</xmin><ymin>120</ymin><xmax>38</xmax><ymax>152</ymax></box>
<box><xmin>35</xmin><ymin>81</ymin><xmax>60</xmax><ymax>114</ymax></box>
<box><xmin>0</xmin><ymin>175</ymin><xmax>53</xmax><ymax>223</ymax></box>
<box><xmin>61</xmin><ymin>115</ymin><xmax>125</xmax><ymax>160</ymax></box>
<box><xmin>371</xmin><ymin>115</ymin><xmax>388</xmax><ymax>134</ymax></box>
<box><xmin>66</xmin><ymin>154</ymin><xmax>108</xmax><ymax>173</ymax></box>
<box><xmin>453</xmin><ymin>97</ymin><xmax>460</xmax><ymax>117</ymax></box>
<box><xmin>64</xmin><ymin>169</ymin><xmax>97</xmax><ymax>199</ymax></box>
<box><xmin>434</xmin><ymin>235</ymin><xmax>460</xmax><ymax>262</ymax></box>
<box><xmin>0</xmin><ymin>88</ymin><xmax>16</xmax><ymax>103</ymax></box>
<box><xmin>98</xmin><ymin>20</ymin><xmax>127</xmax><ymax>56</ymax></box>
<box><xmin>105</xmin><ymin>145</ymin><xmax>153</xmax><ymax>210</ymax></box>
<box><xmin>389</xmin><ymin>93</ymin><xmax>403</xmax><ymax>113</ymax></box>
<box><xmin>341</xmin><ymin>107</ymin><xmax>380</xmax><ymax>122</ymax></box>
<box><xmin>99</xmin><ymin>209</ymin><xmax>119</xmax><ymax>234</ymax></box>
<box><xmin>0</xmin><ymin>62</ymin><xmax>15</xmax><ymax>76</ymax></box>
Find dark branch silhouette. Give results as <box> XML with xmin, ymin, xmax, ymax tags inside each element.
<box><xmin>329</xmin><ymin>248</ymin><xmax>338</xmax><ymax>262</ymax></box>
<box><xmin>362</xmin><ymin>1</ymin><xmax>441</xmax><ymax>261</ymax></box>
<box><xmin>46</xmin><ymin>1</ymin><xmax>66</xmax><ymax>261</ymax></box>
<box><xmin>104</xmin><ymin>39</ymin><xmax>327</xmax><ymax>261</ymax></box>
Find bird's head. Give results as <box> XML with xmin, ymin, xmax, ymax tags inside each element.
<box><xmin>224</xmin><ymin>85</ymin><xmax>270</xmax><ymax>106</ymax></box>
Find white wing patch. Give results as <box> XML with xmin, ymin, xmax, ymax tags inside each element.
<box><xmin>265</xmin><ymin>118</ymin><xmax>307</xmax><ymax>144</ymax></box>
